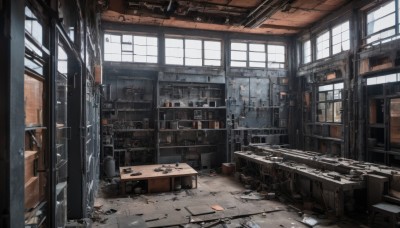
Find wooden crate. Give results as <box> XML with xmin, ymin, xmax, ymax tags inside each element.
<box><xmin>25</xmin><ymin>177</ymin><xmax>40</xmax><ymax>210</ymax></box>
<box><xmin>25</xmin><ymin>151</ymin><xmax>37</xmax><ymax>183</ymax></box>
<box><xmin>24</xmin><ymin>75</ymin><xmax>43</xmax><ymax>127</ymax></box>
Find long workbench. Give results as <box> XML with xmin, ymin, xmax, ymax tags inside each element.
<box><xmin>234</xmin><ymin>150</ymin><xmax>366</xmax><ymax>216</ymax></box>
<box><xmin>120</xmin><ymin>163</ymin><xmax>198</xmax><ymax>194</ymax></box>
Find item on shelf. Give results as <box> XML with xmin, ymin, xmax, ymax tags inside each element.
<box><xmin>209</xmin><ymin>121</ymin><xmax>220</xmax><ymax>129</ymax></box>
<box><xmin>194</xmin><ymin>110</ymin><xmax>202</xmax><ymax>120</ymax></box>
<box><xmin>193</xmin><ymin>121</ymin><xmax>202</xmax><ymax>129</ymax></box>
<box><xmin>209</xmin><ymin>101</ymin><xmax>217</xmax><ymax>107</ymax></box>
<box><xmin>174</xmin><ymin>102</ymin><xmax>180</xmax><ymax>107</ymax></box>
<box><xmin>143</xmin><ymin>118</ymin><xmax>149</xmax><ymax>129</ymax></box>
<box><xmin>170</xmin><ymin>121</ymin><xmax>178</xmax><ymax>129</ymax></box>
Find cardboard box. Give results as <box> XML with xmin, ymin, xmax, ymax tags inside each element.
<box><xmin>25</xmin><ymin>151</ymin><xmax>37</xmax><ymax>183</ymax></box>
<box><xmin>25</xmin><ymin>176</ymin><xmax>40</xmax><ymax>210</ymax></box>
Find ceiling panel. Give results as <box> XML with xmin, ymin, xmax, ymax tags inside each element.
<box><xmin>101</xmin><ymin>0</ymin><xmax>351</xmax><ymax>35</ymax></box>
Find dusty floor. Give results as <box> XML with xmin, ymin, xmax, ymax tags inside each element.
<box><xmin>92</xmin><ymin>174</ymin><xmax>366</xmax><ymax>228</ymax></box>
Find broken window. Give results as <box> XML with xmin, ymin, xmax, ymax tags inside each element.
<box><xmin>303</xmin><ymin>40</ymin><xmax>311</xmax><ymax>64</ymax></box>
<box><xmin>267</xmin><ymin>45</ymin><xmax>285</xmax><ymax>68</ymax></box>
<box><xmin>366</xmin><ymin>0</ymin><xmax>396</xmax><ymax>44</ymax></box>
<box><xmin>317</xmin><ymin>31</ymin><xmax>330</xmax><ymax>59</ymax></box>
<box><xmin>332</xmin><ymin>21</ymin><xmax>350</xmax><ymax>54</ymax></box>
<box><xmin>317</xmin><ymin>83</ymin><xmax>343</xmax><ymax>123</ymax></box>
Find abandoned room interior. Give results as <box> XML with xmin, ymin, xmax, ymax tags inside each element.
<box><xmin>4</xmin><ymin>0</ymin><xmax>400</xmax><ymax>227</ymax></box>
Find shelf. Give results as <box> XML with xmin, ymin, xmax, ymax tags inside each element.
<box><xmin>369</xmin><ymin>124</ymin><xmax>385</xmax><ymax>128</ymax></box>
<box><xmin>159</xmin><ymin>145</ymin><xmax>218</xmax><ymax>149</ymax></box>
<box><xmin>159</xmin><ymin>128</ymin><xmax>226</xmax><ymax>132</ymax></box>
<box><xmin>306</xmin><ymin>134</ymin><xmax>343</xmax><ymax>142</ymax></box>
<box><xmin>158</xmin><ymin>106</ymin><xmax>226</xmax><ymax>110</ymax></box>
<box><xmin>103</xmin><ymin>144</ymin><xmax>114</xmax><ymax>147</ymax></box>
<box><xmin>105</xmin><ymin>100</ymin><xmax>153</xmax><ymax>103</ymax></box>
<box><xmin>115</xmin><ymin>147</ymin><xmax>155</xmax><ymax>151</ymax></box>
<box><xmin>25</xmin><ymin>126</ymin><xmax>47</xmax><ymax>131</ymax></box>
<box><xmin>102</xmin><ymin>108</ymin><xmax>152</xmax><ymax>112</ymax></box>
<box><xmin>162</xmin><ymin>120</ymin><xmax>223</xmax><ymax>122</ymax></box>
<box><xmin>114</xmin><ymin>129</ymin><xmax>155</xmax><ymax>132</ymax></box>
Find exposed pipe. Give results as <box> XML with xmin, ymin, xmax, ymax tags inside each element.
<box><xmin>246</xmin><ymin>0</ymin><xmax>272</xmax><ymax>19</ymax></box>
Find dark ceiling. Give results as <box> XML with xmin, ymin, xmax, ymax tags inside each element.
<box><xmin>100</xmin><ymin>0</ymin><xmax>350</xmax><ymax>35</ymax></box>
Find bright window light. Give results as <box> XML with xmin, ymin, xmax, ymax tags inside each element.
<box><xmin>317</xmin><ymin>31</ymin><xmax>330</xmax><ymax>59</ymax></box>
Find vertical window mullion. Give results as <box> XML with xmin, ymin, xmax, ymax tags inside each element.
<box><xmin>265</xmin><ymin>44</ymin><xmax>268</xmax><ymax>68</ymax></box>
<box><xmin>245</xmin><ymin>43</ymin><xmax>247</xmax><ymax>67</ymax></box>
<box><xmin>396</xmin><ymin>0</ymin><xmax>399</xmax><ymax>35</ymax></box>
<box><xmin>183</xmin><ymin>38</ymin><xmax>186</xmax><ymax>66</ymax></box>
<box><xmin>202</xmin><ymin>40</ymin><xmax>205</xmax><ymax>66</ymax></box>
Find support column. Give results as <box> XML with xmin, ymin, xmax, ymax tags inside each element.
<box><xmin>0</xmin><ymin>0</ymin><xmax>26</xmax><ymax>227</ymax></box>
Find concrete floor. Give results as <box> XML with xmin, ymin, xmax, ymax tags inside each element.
<box><xmin>92</xmin><ymin>173</ymin><xmax>366</xmax><ymax>228</ymax></box>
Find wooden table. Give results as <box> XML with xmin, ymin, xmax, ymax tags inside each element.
<box><xmin>119</xmin><ymin>163</ymin><xmax>198</xmax><ymax>194</ymax></box>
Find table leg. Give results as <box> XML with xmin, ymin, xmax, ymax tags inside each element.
<box><xmin>195</xmin><ymin>175</ymin><xmax>198</xmax><ymax>189</ymax></box>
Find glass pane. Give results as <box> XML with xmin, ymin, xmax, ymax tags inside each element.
<box><xmin>391</xmin><ymin>98</ymin><xmax>400</xmax><ymax>148</ymax></box>
<box><xmin>134</xmin><ymin>36</ymin><xmax>146</xmax><ymax>45</ymax></box>
<box><xmin>204</xmin><ymin>59</ymin><xmax>221</xmax><ymax>66</ymax></box>
<box><xmin>249</xmin><ymin>43</ymin><xmax>265</xmax><ymax>52</ymax></box>
<box><xmin>165</xmin><ymin>38</ymin><xmax>183</xmax><ymax>48</ymax></box>
<box><xmin>231</xmin><ymin>51</ymin><xmax>247</xmax><ymax>61</ymax></box>
<box><xmin>319</xmin><ymin>93</ymin><xmax>326</xmax><ymax>101</ymax></box>
<box><xmin>204</xmin><ymin>50</ymin><xmax>221</xmax><ymax>59</ymax></box>
<box><xmin>185</xmin><ymin>39</ymin><xmax>202</xmax><ymax>49</ymax></box>
<box><xmin>249</xmin><ymin>52</ymin><xmax>266</xmax><ymax>61</ymax></box>
<box><xmin>318</xmin><ymin>103</ymin><xmax>326</xmax><ymax>122</ymax></box>
<box><xmin>326</xmin><ymin>103</ymin><xmax>333</xmax><ymax>122</ymax></box>
<box><xmin>231</xmin><ymin>61</ymin><xmax>246</xmax><ymax>67</ymax></box>
<box><xmin>185</xmin><ymin>58</ymin><xmax>202</xmax><ymax>66</ymax></box>
<box><xmin>185</xmin><ymin>48</ymin><xmax>202</xmax><ymax>59</ymax></box>
<box><xmin>166</xmin><ymin>47</ymin><xmax>183</xmax><ymax>57</ymax></box>
<box><xmin>166</xmin><ymin>57</ymin><xmax>183</xmax><ymax>65</ymax></box>
<box><xmin>231</xmin><ymin>42</ymin><xmax>247</xmax><ymax>51</ymax></box>
<box><xmin>204</xmin><ymin>41</ymin><xmax>221</xmax><ymax>50</ymax></box>
<box><xmin>334</xmin><ymin>102</ymin><xmax>342</xmax><ymax>123</ymax></box>
<box><xmin>249</xmin><ymin>61</ymin><xmax>265</xmax><ymax>68</ymax></box>
<box><xmin>327</xmin><ymin>91</ymin><xmax>334</xmax><ymax>100</ymax></box>
<box><xmin>122</xmin><ymin>35</ymin><xmax>132</xmax><ymax>43</ymax></box>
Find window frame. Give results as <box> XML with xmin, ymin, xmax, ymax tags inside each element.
<box><xmin>165</xmin><ymin>37</ymin><xmax>223</xmax><ymax>67</ymax></box>
<box><xmin>364</xmin><ymin>0</ymin><xmax>400</xmax><ymax>45</ymax></box>
<box><xmin>103</xmin><ymin>32</ymin><xmax>159</xmax><ymax>64</ymax></box>
<box><xmin>316</xmin><ymin>30</ymin><xmax>331</xmax><ymax>60</ymax></box>
<box><xmin>230</xmin><ymin>41</ymin><xmax>286</xmax><ymax>69</ymax></box>
<box><xmin>303</xmin><ymin>40</ymin><xmax>311</xmax><ymax>64</ymax></box>
<box><xmin>317</xmin><ymin>82</ymin><xmax>344</xmax><ymax>123</ymax></box>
